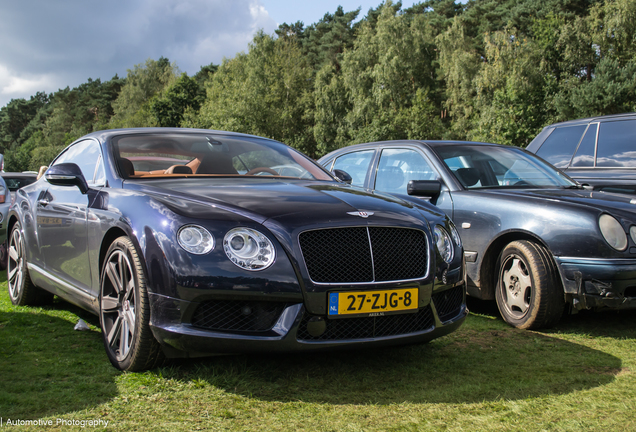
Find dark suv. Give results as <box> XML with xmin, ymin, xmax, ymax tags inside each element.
<box><xmin>526</xmin><ymin>113</ymin><xmax>636</xmax><ymax>194</ymax></box>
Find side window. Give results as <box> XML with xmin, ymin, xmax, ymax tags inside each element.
<box><xmin>52</xmin><ymin>140</ymin><xmax>103</xmax><ymax>185</ymax></box>
<box><xmin>535</xmin><ymin>125</ymin><xmax>587</xmax><ymax>168</ymax></box>
<box><xmin>332</xmin><ymin>150</ymin><xmax>375</xmax><ymax>187</ymax></box>
<box><xmin>374</xmin><ymin>149</ymin><xmax>438</xmax><ymax>195</ymax></box>
<box><xmin>571</xmin><ymin>123</ymin><xmax>598</xmax><ymax>167</ymax></box>
<box><xmin>597</xmin><ymin>120</ymin><xmax>636</xmax><ymax>167</ymax></box>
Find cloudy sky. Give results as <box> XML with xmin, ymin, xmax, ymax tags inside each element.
<box><xmin>0</xmin><ymin>0</ymin><xmax>420</xmax><ymax>108</ymax></box>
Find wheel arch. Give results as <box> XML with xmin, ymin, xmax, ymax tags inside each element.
<box><xmin>98</xmin><ymin>227</ymin><xmax>131</xmax><ymax>279</ymax></box>
<box><xmin>479</xmin><ymin>230</ymin><xmax>557</xmax><ymax>300</ymax></box>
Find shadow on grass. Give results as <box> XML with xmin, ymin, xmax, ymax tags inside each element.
<box><xmin>0</xmin><ymin>305</ymin><xmax>119</xmax><ymax>419</ymax></box>
<box><xmin>153</xmin><ymin>311</ymin><xmax>623</xmax><ymax>405</ymax></box>
<box><xmin>467</xmin><ymin>295</ymin><xmax>636</xmax><ymax>339</ymax></box>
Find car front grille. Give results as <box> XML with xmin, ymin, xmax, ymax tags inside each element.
<box><xmin>298</xmin><ymin>227</ymin><xmax>428</xmax><ymax>283</ymax></box>
<box><xmin>431</xmin><ymin>286</ymin><xmax>464</xmax><ymax>322</ymax></box>
<box><xmin>296</xmin><ymin>306</ymin><xmax>434</xmax><ymax>341</ymax></box>
<box><xmin>191</xmin><ymin>300</ymin><xmax>288</xmax><ymax>333</ymax></box>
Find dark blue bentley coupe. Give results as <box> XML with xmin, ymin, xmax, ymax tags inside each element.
<box><xmin>6</xmin><ymin>129</ymin><xmax>466</xmax><ymax>371</ymax></box>
<box><xmin>319</xmin><ymin>140</ymin><xmax>636</xmax><ymax>330</ymax></box>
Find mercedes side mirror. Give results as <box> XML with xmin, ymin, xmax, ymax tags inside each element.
<box><xmin>333</xmin><ymin>169</ymin><xmax>353</xmax><ymax>184</ymax></box>
<box><xmin>407</xmin><ymin>180</ymin><xmax>441</xmax><ymax>200</ymax></box>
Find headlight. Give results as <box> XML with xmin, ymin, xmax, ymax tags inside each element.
<box><xmin>599</xmin><ymin>214</ymin><xmax>627</xmax><ymax>251</ymax></box>
<box><xmin>177</xmin><ymin>225</ymin><xmax>214</xmax><ymax>255</ymax></box>
<box><xmin>224</xmin><ymin>227</ymin><xmax>276</xmax><ymax>271</ymax></box>
<box><xmin>434</xmin><ymin>225</ymin><xmax>454</xmax><ymax>263</ymax></box>
<box><xmin>630</xmin><ymin>225</ymin><xmax>636</xmax><ymax>244</ymax></box>
<box><xmin>449</xmin><ymin>222</ymin><xmax>461</xmax><ymax>247</ymax></box>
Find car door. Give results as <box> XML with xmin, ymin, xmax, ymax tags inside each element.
<box><xmin>37</xmin><ymin>139</ymin><xmax>104</xmax><ymax>296</ymax></box>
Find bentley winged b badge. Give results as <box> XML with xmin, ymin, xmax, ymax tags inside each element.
<box><xmin>347</xmin><ymin>211</ymin><xmax>374</xmax><ymax>218</ymax></box>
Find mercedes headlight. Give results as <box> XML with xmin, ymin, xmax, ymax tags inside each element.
<box><xmin>224</xmin><ymin>227</ymin><xmax>276</xmax><ymax>270</ymax></box>
<box><xmin>177</xmin><ymin>225</ymin><xmax>215</xmax><ymax>255</ymax></box>
<box><xmin>434</xmin><ymin>225</ymin><xmax>454</xmax><ymax>263</ymax></box>
<box><xmin>599</xmin><ymin>214</ymin><xmax>627</xmax><ymax>251</ymax></box>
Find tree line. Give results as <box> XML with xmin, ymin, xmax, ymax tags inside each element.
<box><xmin>1</xmin><ymin>0</ymin><xmax>634</xmax><ymax>172</ymax></box>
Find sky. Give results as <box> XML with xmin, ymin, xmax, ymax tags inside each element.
<box><xmin>0</xmin><ymin>0</ymin><xmax>421</xmax><ymax>108</ymax></box>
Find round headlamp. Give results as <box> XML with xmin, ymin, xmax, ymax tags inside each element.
<box><xmin>599</xmin><ymin>214</ymin><xmax>627</xmax><ymax>251</ymax></box>
<box><xmin>223</xmin><ymin>227</ymin><xmax>276</xmax><ymax>271</ymax></box>
<box><xmin>177</xmin><ymin>225</ymin><xmax>215</xmax><ymax>255</ymax></box>
<box><xmin>434</xmin><ymin>225</ymin><xmax>454</xmax><ymax>263</ymax></box>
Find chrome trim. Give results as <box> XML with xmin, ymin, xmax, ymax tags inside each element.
<box><xmin>297</xmin><ymin>225</ymin><xmax>430</xmax><ymax>285</ymax></box>
<box><xmin>365</xmin><ymin>227</ymin><xmax>376</xmax><ymax>281</ymax></box>
<box><xmin>27</xmin><ymin>263</ymin><xmax>94</xmax><ymax>302</ymax></box>
<box><xmin>46</xmin><ymin>175</ymin><xmax>76</xmax><ymax>180</ymax></box>
<box><xmin>464</xmin><ymin>251</ymin><xmax>478</xmax><ymax>263</ymax></box>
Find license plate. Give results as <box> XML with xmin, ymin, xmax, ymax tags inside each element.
<box><xmin>328</xmin><ymin>288</ymin><xmax>418</xmax><ymax>317</ymax></box>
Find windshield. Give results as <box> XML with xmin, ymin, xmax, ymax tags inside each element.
<box><xmin>112</xmin><ymin>133</ymin><xmax>332</xmax><ymax>181</ymax></box>
<box><xmin>435</xmin><ymin>145</ymin><xmax>577</xmax><ymax>189</ymax></box>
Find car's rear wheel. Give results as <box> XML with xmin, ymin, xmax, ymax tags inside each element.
<box><xmin>7</xmin><ymin>222</ymin><xmax>53</xmax><ymax>306</ymax></box>
<box><xmin>495</xmin><ymin>240</ymin><xmax>564</xmax><ymax>329</ymax></box>
<box><xmin>99</xmin><ymin>236</ymin><xmax>163</xmax><ymax>371</ymax></box>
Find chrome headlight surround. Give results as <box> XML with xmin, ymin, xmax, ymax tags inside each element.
<box><xmin>223</xmin><ymin>227</ymin><xmax>276</xmax><ymax>271</ymax></box>
<box><xmin>599</xmin><ymin>214</ymin><xmax>628</xmax><ymax>251</ymax></box>
<box><xmin>177</xmin><ymin>225</ymin><xmax>215</xmax><ymax>255</ymax></box>
<box><xmin>630</xmin><ymin>225</ymin><xmax>636</xmax><ymax>245</ymax></box>
<box><xmin>449</xmin><ymin>222</ymin><xmax>461</xmax><ymax>248</ymax></box>
<box><xmin>434</xmin><ymin>225</ymin><xmax>454</xmax><ymax>263</ymax></box>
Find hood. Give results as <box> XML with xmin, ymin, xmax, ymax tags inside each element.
<box><xmin>127</xmin><ymin>178</ymin><xmax>432</xmax><ymax>229</ymax></box>
<box><xmin>483</xmin><ymin>187</ymin><xmax>636</xmax><ymax>219</ymax></box>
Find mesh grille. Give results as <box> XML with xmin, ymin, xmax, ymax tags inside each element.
<box><xmin>299</xmin><ymin>227</ymin><xmax>428</xmax><ymax>283</ymax></box>
<box><xmin>299</xmin><ymin>227</ymin><xmax>373</xmax><ymax>283</ymax></box>
<box><xmin>431</xmin><ymin>286</ymin><xmax>464</xmax><ymax>322</ymax></box>
<box><xmin>368</xmin><ymin>227</ymin><xmax>428</xmax><ymax>281</ymax></box>
<box><xmin>297</xmin><ymin>307</ymin><xmax>434</xmax><ymax>341</ymax></box>
<box><xmin>191</xmin><ymin>300</ymin><xmax>287</xmax><ymax>332</ymax></box>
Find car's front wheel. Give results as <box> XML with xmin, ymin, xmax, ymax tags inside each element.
<box><xmin>99</xmin><ymin>236</ymin><xmax>163</xmax><ymax>371</ymax></box>
<box><xmin>495</xmin><ymin>240</ymin><xmax>564</xmax><ymax>329</ymax></box>
<box><xmin>7</xmin><ymin>222</ymin><xmax>53</xmax><ymax>306</ymax></box>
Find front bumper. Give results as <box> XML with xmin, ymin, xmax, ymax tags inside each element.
<box><xmin>147</xmin><ymin>285</ymin><xmax>467</xmax><ymax>358</ymax></box>
<box><xmin>554</xmin><ymin>257</ymin><xmax>636</xmax><ymax>310</ymax></box>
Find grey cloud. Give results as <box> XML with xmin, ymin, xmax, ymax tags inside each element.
<box><xmin>0</xmin><ymin>0</ymin><xmax>276</xmax><ymax>105</ymax></box>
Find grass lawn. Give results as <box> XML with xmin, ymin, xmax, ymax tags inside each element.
<box><xmin>1</xmin><ymin>270</ymin><xmax>635</xmax><ymax>431</ymax></box>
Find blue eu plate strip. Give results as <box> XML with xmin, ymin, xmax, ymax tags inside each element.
<box><xmin>328</xmin><ymin>293</ymin><xmax>339</xmax><ymax>315</ymax></box>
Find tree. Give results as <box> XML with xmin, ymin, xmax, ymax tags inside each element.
<box><xmin>109</xmin><ymin>57</ymin><xmax>179</xmax><ymax>128</ymax></box>
<box><xmin>151</xmin><ymin>73</ymin><xmax>202</xmax><ymax>127</ymax></box>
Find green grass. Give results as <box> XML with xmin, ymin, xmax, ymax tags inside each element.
<box><xmin>1</xmin><ymin>271</ymin><xmax>635</xmax><ymax>431</ymax></box>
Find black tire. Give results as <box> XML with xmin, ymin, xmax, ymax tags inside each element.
<box><xmin>99</xmin><ymin>236</ymin><xmax>164</xmax><ymax>371</ymax></box>
<box><xmin>7</xmin><ymin>222</ymin><xmax>53</xmax><ymax>306</ymax></box>
<box><xmin>495</xmin><ymin>240</ymin><xmax>564</xmax><ymax>329</ymax></box>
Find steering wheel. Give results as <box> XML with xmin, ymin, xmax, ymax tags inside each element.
<box><xmin>245</xmin><ymin>167</ymin><xmax>279</xmax><ymax>176</ymax></box>
<box><xmin>513</xmin><ymin>180</ymin><xmax>530</xmax><ymax>186</ymax></box>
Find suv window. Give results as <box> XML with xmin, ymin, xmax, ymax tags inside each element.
<box><xmin>571</xmin><ymin>123</ymin><xmax>598</xmax><ymax>167</ymax></box>
<box><xmin>535</xmin><ymin>125</ymin><xmax>587</xmax><ymax>168</ymax></box>
<box><xmin>597</xmin><ymin>120</ymin><xmax>636</xmax><ymax>167</ymax></box>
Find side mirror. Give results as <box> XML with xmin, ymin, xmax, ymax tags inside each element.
<box><xmin>45</xmin><ymin>163</ymin><xmax>89</xmax><ymax>194</ymax></box>
<box><xmin>333</xmin><ymin>169</ymin><xmax>353</xmax><ymax>184</ymax></box>
<box><xmin>407</xmin><ymin>180</ymin><xmax>441</xmax><ymax>200</ymax></box>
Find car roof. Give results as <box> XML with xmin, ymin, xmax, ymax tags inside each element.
<box><xmin>79</xmin><ymin>127</ymin><xmax>274</xmax><ymax>144</ymax></box>
<box><xmin>543</xmin><ymin>112</ymin><xmax>636</xmax><ymax>129</ymax></box>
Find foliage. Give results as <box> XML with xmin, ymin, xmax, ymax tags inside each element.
<box><xmin>5</xmin><ymin>0</ymin><xmax>636</xmax><ymax>162</ymax></box>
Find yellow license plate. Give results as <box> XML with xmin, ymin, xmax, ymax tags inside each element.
<box><xmin>328</xmin><ymin>288</ymin><xmax>418</xmax><ymax>316</ymax></box>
